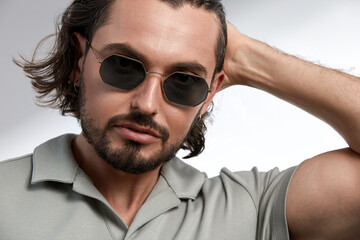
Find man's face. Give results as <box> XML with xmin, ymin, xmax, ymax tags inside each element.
<box><xmin>76</xmin><ymin>0</ymin><xmax>222</xmax><ymax>174</ymax></box>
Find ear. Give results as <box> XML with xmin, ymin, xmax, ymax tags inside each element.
<box><xmin>71</xmin><ymin>32</ymin><xmax>87</xmax><ymax>87</ymax></box>
<box><xmin>200</xmin><ymin>70</ymin><xmax>225</xmax><ymax>115</ymax></box>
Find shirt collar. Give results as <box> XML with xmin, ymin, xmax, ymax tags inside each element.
<box><xmin>31</xmin><ymin>134</ymin><xmax>206</xmax><ymax>200</ymax></box>
<box><xmin>160</xmin><ymin>157</ymin><xmax>206</xmax><ymax>200</ymax></box>
<box><xmin>31</xmin><ymin>134</ymin><xmax>79</xmax><ymax>184</ymax></box>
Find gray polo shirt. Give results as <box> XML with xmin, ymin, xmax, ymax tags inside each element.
<box><xmin>0</xmin><ymin>134</ymin><xmax>296</xmax><ymax>239</ymax></box>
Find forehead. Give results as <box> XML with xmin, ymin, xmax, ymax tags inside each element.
<box><xmin>92</xmin><ymin>0</ymin><xmax>220</xmax><ymax>75</ymax></box>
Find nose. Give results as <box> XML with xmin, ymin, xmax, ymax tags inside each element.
<box><xmin>131</xmin><ymin>74</ymin><xmax>163</xmax><ymax>116</ymax></box>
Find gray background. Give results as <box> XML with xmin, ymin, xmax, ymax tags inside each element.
<box><xmin>1</xmin><ymin>0</ymin><xmax>359</xmax><ymax>176</ymax></box>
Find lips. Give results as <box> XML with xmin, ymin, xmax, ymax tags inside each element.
<box><xmin>113</xmin><ymin>123</ymin><xmax>162</xmax><ymax>144</ymax></box>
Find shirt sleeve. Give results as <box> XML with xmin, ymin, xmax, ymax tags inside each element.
<box><xmin>220</xmin><ymin>166</ymin><xmax>298</xmax><ymax>240</ymax></box>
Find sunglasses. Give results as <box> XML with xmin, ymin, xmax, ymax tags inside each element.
<box><xmin>87</xmin><ymin>42</ymin><xmax>212</xmax><ymax>107</ymax></box>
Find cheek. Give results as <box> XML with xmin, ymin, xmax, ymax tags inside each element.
<box><xmin>82</xmin><ymin>73</ymin><xmax>106</xmax><ymax>111</ymax></box>
<box><xmin>81</xmin><ymin>70</ymin><xmax>130</xmax><ymax>124</ymax></box>
<box><xmin>166</xmin><ymin>109</ymin><xmax>198</xmax><ymax>142</ymax></box>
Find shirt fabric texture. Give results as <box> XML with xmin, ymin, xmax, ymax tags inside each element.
<box><xmin>0</xmin><ymin>134</ymin><xmax>297</xmax><ymax>240</ymax></box>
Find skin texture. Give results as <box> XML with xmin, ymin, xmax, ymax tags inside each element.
<box><xmin>71</xmin><ymin>0</ymin><xmax>223</xmax><ymax>226</ymax></box>
<box><xmin>224</xmin><ymin>23</ymin><xmax>360</xmax><ymax>240</ymax></box>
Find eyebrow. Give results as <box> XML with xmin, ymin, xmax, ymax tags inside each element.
<box><xmin>102</xmin><ymin>43</ymin><xmax>146</xmax><ymax>63</ymax></box>
<box><xmin>100</xmin><ymin>43</ymin><xmax>208</xmax><ymax>79</ymax></box>
<box><xmin>167</xmin><ymin>62</ymin><xmax>208</xmax><ymax>79</ymax></box>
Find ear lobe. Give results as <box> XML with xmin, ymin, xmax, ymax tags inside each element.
<box><xmin>71</xmin><ymin>32</ymin><xmax>87</xmax><ymax>86</ymax></box>
<box><xmin>199</xmin><ymin>71</ymin><xmax>225</xmax><ymax>115</ymax></box>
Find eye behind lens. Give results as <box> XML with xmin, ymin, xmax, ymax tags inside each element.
<box><xmin>100</xmin><ymin>55</ymin><xmax>146</xmax><ymax>91</ymax></box>
<box><xmin>164</xmin><ymin>75</ymin><xmax>209</xmax><ymax>107</ymax></box>
<box><xmin>173</xmin><ymin>73</ymin><xmax>195</xmax><ymax>87</ymax></box>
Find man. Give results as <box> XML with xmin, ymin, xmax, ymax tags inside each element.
<box><xmin>1</xmin><ymin>0</ymin><xmax>359</xmax><ymax>239</ymax></box>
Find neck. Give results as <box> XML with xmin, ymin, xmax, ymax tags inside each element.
<box><xmin>72</xmin><ymin>134</ymin><xmax>161</xmax><ymax>226</ymax></box>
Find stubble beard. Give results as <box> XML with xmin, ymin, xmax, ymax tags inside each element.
<box><xmin>77</xmin><ymin>82</ymin><xmax>188</xmax><ymax>174</ymax></box>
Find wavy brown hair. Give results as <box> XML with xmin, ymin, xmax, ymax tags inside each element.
<box><xmin>15</xmin><ymin>0</ymin><xmax>227</xmax><ymax>159</ymax></box>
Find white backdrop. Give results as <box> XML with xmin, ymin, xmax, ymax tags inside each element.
<box><xmin>1</xmin><ymin>0</ymin><xmax>359</xmax><ymax>177</ymax></box>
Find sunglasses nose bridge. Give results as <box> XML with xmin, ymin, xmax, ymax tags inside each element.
<box><xmin>145</xmin><ymin>71</ymin><xmax>167</xmax><ymax>92</ymax></box>
<box><xmin>146</xmin><ymin>71</ymin><xmax>166</xmax><ymax>80</ymax></box>
<box><xmin>131</xmin><ymin>72</ymin><xmax>165</xmax><ymax>115</ymax></box>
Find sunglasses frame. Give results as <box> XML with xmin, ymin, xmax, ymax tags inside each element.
<box><xmin>87</xmin><ymin>41</ymin><xmax>212</xmax><ymax>107</ymax></box>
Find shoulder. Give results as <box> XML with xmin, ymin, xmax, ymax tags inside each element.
<box><xmin>1</xmin><ymin>153</ymin><xmax>32</xmax><ymax>165</ymax></box>
<box><xmin>0</xmin><ymin>154</ymin><xmax>33</xmax><ymax>182</ymax></box>
<box><xmin>200</xmin><ymin>166</ymin><xmax>297</xmax><ymax>215</ymax></box>
<box><xmin>214</xmin><ymin>166</ymin><xmax>296</xmax><ymax>203</ymax></box>
<box><xmin>200</xmin><ymin>166</ymin><xmax>297</xmax><ymax>239</ymax></box>
<box><xmin>0</xmin><ymin>154</ymin><xmax>34</xmax><ymax>210</ymax></box>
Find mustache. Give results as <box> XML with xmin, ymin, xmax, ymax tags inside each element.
<box><xmin>106</xmin><ymin>112</ymin><xmax>170</xmax><ymax>141</ymax></box>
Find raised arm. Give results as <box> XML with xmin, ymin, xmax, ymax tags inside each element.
<box><xmin>223</xmin><ymin>23</ymin><xmax>360</xmax><ymax>153</ymax></box>
<box><xmin>223</xmin><ymin>23</ymin><xmax>360</xmax><ymax>239</ymax></box>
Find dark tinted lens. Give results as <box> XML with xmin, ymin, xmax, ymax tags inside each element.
<box><xmin>99</xmin><ymin>55</ymin><xmax>146</xmax><ymax>90</ymax></box>
<box><xmin>163</xmin><ymin>73</ymin><xmax>209</xmax><ymax>107</ymax></box>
